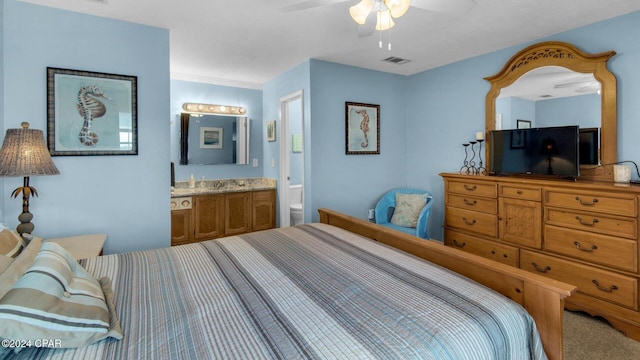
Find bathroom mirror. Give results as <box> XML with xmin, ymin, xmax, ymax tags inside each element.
<box><xmin>180</xmin><ymin>113</ymin><xmax>250</xmax><ymax>165</ymax></box>
<box><xmin>485</xmin><ymin>41</ymin><xmax>617</xmax><ymax>180</ymax></box>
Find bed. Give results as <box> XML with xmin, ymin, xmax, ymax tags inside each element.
<box><xmin>0</xmin><ymin>209</ymin><xmax>575</xmax><ymax>359</ymax></box>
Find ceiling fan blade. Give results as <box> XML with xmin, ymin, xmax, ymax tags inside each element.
<box><xmin>280</xmin><ymin>0</ymin><xmax>348</xmax><ymax>12</ymax></box>
<box><xmin>554</xmin><ymin>80</ymin><xmax>599</xmax><ymax>89</ymax></box>
<box><xmin>411</xmin><ymin>0</ymin><xmax>477</xmax><ymax>14</ymax></box>
<box><xmin>357</xmin><ymin>11</ymin><xmax>377</xmax><ymax>38</ymax></box>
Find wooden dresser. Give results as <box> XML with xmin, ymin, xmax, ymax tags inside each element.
<box><xmin>441</xmin><ymin>172</ymin><xmax>640</xmax><ymax>340</ymax></box>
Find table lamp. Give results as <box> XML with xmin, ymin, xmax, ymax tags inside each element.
<box><xmin>0</xmin><ymin>122</ymin><xmax>59</xmax><ymax>235</ymax></box>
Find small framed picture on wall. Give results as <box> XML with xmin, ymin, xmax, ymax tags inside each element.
<box><xmin>345</xmin><ymin>102</ymin><xmax>380</xmax><ymax>155</ymax></box>
<box><xmin>266</xmin><ymin>120</ymin><xmax>276</xmax><ymax>142</ymax></box>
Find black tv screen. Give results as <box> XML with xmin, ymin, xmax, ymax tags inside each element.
<box><xmin>489</xmin><ymin>126</ymin><xmax>580</xmax><ymax>178</ymax></box>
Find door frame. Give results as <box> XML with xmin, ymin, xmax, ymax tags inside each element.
<box><xmin>279</xmin><ymin>90</ymin><xmax>304</xmax><ymax>227</ymax></box>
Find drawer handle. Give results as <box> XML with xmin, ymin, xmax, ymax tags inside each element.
<box><xmin>463</xmin><ymin>184</ymin><xmax>477</xmax><ymax>191</ymax></box>
<box><xmin>463</xmin><ymin>199</ymin><xmax>477</xmax><ymax>206</ymax></box>
<box><xmin>592</xmin><ymin>280</ymin><xmax>618</xmax><ymax>293</ymax></box>
<box><xmin>452</xmin><ymin>239</ymin><xmax>466</xmax><ymax>248</ymax></box>
<box><xmin>462</xmin><ymin>217</ymin><xmax>476</xmax><ymax>225</ymax></box>
<box><xmin>574</xmin><ymin>241</ymin><xmax>598</xmax><ymax>252</ymax></box>
<box><xmin>575</xmin><ymin>196</ymin><xmax>599</xmax><ymax>206</ymax></box>
<box><xmin>575</xmin><ymin>216</ymin><xmax>599</xmax><ymax>226</ymax></box>
<box><xmin>531</xmin><ymin>262</ymin><xmax>551</xmax><ymax>273</ymax></box>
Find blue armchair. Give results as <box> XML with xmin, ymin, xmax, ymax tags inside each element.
<box><xmin>374</xmin><ymin>188</ymin><xmax>433</xmax><ymax>239</ymax></box>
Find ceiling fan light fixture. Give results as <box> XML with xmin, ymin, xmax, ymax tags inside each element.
<box><xmin>349</xmin><ymin>0</ymin><xmax>374</xmax><ymax>25</ymax></box>
<box><xmin>375</xmin><ymin>9</ymin><xmax>395</xmax><ymax>31</ymax></box>
<box><xmin>384</xmin><ymin>0</ymin><xmax>410</xmax><ymax>18</ymax></box>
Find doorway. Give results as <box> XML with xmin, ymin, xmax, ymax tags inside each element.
<box><xmin>279</xmin><ymin>90</ymin><xmax>304</xmax><ymax>227</ymax></box>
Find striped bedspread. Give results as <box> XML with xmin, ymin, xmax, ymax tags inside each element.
<box><xmin>10</xmin><ymin>224</ymin><xmax>546</xmax><ymax>359</ymax></box>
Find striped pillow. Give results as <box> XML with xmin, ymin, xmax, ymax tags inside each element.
<box><xmin>0</xmin><ymin>242</ymin><xmax>122</xmax><ymax>350</ymax></box>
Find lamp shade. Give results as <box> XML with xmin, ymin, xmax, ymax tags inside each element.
<box><xmin>349</xmin><ymin>0</ymin><xmax>374</xmax><ymax>25</ymax></box>
<box><xmin>375</xmin><ymin>9</ymin><xmax>395</xmax><ymax>30</ymax></box>
<box><xmin>0</xmin><ymin>122</ymin><xmax>59</xmax><ymax>177</ymax></box>
<box><xmin>385</xmin><ymin>0</ymin><xmax>410</xmax><ymax>18</ymax></box>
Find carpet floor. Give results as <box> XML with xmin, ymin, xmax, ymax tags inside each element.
<box><xmin>564</xmin><ymin>310</ymin><xmax>640</xmax><ymax>359</ymax></box>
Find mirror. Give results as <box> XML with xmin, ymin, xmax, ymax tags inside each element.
<box><xmin>485</xmin><ymin>41</ymin><xmax>617</xmax><ymax>180</ymax></box>
<box><xmin>180</xmin><ymin>113</ymin><xmax>250</xmax><ymax>165</ymax></box>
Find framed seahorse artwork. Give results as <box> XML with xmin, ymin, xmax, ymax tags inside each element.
<box><xmin>345</xmin><ymin>102</ymin><xmax>380</xmax><ymax>155</ymax></box>
<box><xmin>46</xmin><ymin>67</ymin><xmax>138</xmax><ymax>156</ymax></box>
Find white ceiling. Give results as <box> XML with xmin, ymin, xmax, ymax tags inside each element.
<box><xmin>19</xmin><ymin>0</ymin><xmax>640</xmax><ymax>89</ymax></box>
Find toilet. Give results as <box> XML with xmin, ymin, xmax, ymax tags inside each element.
<box><xmin>289</xmin><ymin>184</ymin><xmax>303</xmax><ymax>226</ymax></box>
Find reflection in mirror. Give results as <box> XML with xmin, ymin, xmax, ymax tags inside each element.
<box><xmin>180</xmin><ymin>113</ymin><xmax>250</xmax><ymax>165</ymax></box>
<box><xmin>497</xmin><ymin>66</ymin><xmax>600</xmax><ymax>129</ymax></box>
<box><xmin>497</xmin><ymin>66</ymin><xmax>601</xmax><ymax>165</ymax></box>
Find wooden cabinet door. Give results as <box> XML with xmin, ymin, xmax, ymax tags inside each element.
<box><xmin>194</xmin><ymin>194</ymin><xmax>224</xmax><ymax>240</ymax></box>
<box><xmin>252</xmin><ymin>190</ymin><xmax>276</xmax><ymax>231</ymax></box>
<box><xmin>225</xmin><ymin>192</ymin><xmax>251</xmax><ymax>235</ymax></box>
<box><xmin>499</xmin><ymin>197</ymin><xmax>542</xmax><ymax>249</ymax></box>
<box><xmin>171</xmin><ymin>209</ymin><xmax>192</xmax><ymax>245</ymax></box>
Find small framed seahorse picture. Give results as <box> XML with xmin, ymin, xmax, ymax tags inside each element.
<box><xmin>46</xmin><ymin>67</ymin><xmax>138</xmax><ymax>156</ymax></box>
<box><xmin>345</xmin><ymin>102</ymin><xmax>380</xmax><ymax>155</ymax></box>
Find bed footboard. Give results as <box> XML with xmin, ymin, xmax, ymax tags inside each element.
<box><xmin>318</xmin><ymin>208</ymin><xmax>576</xmax><ymax>360</ymax></box>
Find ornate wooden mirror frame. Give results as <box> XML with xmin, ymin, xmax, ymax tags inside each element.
<box><xmin>484</xmin><ymin>41</ymin><xmax>617</xmax><ymax>180</ymax></box>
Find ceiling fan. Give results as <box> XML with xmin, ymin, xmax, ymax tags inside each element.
<box><xmin>281</xmin><ymin>0</ymin><xmax>477</xmax><ymax>39</ymax></box>
<box><xmin>554</xmin><ymin>76</ymin><xmax>601</xmax><ymax>94</ymax></box>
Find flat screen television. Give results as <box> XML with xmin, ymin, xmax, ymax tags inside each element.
<box><xmin>489</xmin><ymin>125</ymin><xmax>580</xmax><ymax>178</ymax></box>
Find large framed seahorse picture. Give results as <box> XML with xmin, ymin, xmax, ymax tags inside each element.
<box><xmin>47</xmin><ymin>67</ymin><xmax>138</xmax><ymax>156</ymax></box>
<box><xmin>345</xmin><ymin>102</ymin><xmax>380</xmax><ymax>155</ymax></box>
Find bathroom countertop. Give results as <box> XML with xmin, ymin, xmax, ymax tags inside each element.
<box><xmin>171</xmin><ymin>177</ymin><xmax>276</xmax><ymax>198</ymax></box>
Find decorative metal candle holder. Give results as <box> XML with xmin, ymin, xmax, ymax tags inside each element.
<box><xmin>460</xmin><ymin>140</ymin><xmax>487</xmax><ymax>175</ymax></box>
<box><xmin>459</xmin><ymin>143</ymin><xmax>472</xmax><ymax>175</ymax></box>
<box><xmin>468</xmin><ymin>141</ymin><xmax>477</xmax><ymax>171</ymax></box>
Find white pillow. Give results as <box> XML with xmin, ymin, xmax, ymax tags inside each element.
<box><xmin>390</xmin><ymin>193</ymin><xmax>428</xmax><ymax>227</ymax></box>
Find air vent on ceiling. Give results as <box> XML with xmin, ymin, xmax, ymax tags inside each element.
<box><xmin>382</xmin><ymin>57</ymin><xmax>411</xmax><ymax>65</ymax></box>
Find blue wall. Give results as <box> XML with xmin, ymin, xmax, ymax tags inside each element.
<box><xmin>1</xmin><ymin>0</ymin><xmax>170</xmax><ymax>254</ymax></box>
<box><xmin>262</xmin><ymin>61</ymin><xmax>311</xmax><ymax>223</ymax></box>
<box><xmin>169</xmin><ymin>80</ymin><xmax>263</xmax><ymax>181</ymax></box>
<box><xmin>308</xmin><ymin>60</ymin><xmax>408</xmax><ymax>221</ymax></box>
<box><xmin>536</xmin><ymin>94</ymin><xmax>600</xmax><ymax>128</ymax></box>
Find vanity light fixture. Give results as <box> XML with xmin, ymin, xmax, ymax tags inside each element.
<box><xmin>182</xmin><ymin>103</ymin><xmax>246</xmax><ymax>116</ymax></box>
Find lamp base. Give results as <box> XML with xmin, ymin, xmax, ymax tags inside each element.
<box><xmin>17</xmin><ymin>212</ymin><xmax>34</xmax><ymax>235</ymax></box>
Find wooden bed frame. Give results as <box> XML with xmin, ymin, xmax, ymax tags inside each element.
<box><xmin>318</xmin><ymin>208</ymin><xmax>577</xmax><ymax>360</ymax></box>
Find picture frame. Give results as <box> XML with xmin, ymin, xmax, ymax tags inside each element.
<box><xmin>47</xmin><ymin>67</ymin><xmax>137</xmax><ymax>156</ymax></box>
<box><xmin>200</xmin><ymin>127</ymin><xmax>222</xmax><ymax>148</ymax></box>
<box><xmin>345</xmin><ymin>102</ymin><xmax>379</xmax><ymax>155</ymax></box>
<box><xmin>510</xmin><ymin>130</ymin><xmax>526</xmax><ymax>149</ymax></box>
<box><xmin>266</xmin><ymin>120</ymin><xmax>276</xmax><ymax>142</ymax></box>
<box><xmin>291</xmin><ymin>134</ymin><xmax>302</xmax><ymax>153</ymax></box>
<box><xmin>517</xmin><ymin>119</ymin><xmax>532</xmax><ymax>129</ymax></box>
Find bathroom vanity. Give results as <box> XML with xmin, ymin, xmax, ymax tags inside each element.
<box><xmin>170</xmin><ymin>178</ymin><xmax>276</xmax><ymax>246</ymax></box>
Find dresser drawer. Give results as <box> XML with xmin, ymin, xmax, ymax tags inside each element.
<box><xmin>545</xmin><ymin>208</ymin><xmax>637</xmax><ymax>239</ymax></box>
<box><xmin>544</xmin><ymin>225</ymin><xmax>638</xmax><ymax>273</ymax></box>
<box><xmin>446</xmin><ymin>207</ymin><xmax>498</xmax><ymax>237</ymax></box>
<box><xmin>544</xmin><ymin>189</ymin><xmax>637</xmax><ymax>217</ymax></box>
<box><xmin>446</xmin><ymin>194</ymin><xmax>498</xmax><ymax>214</ymax></box>
<box><xmin>447</xmin><ymin>180</ymin><xmax>497</xmax><ymax>198</ymax></box>
<box><xmin>521</xmin><ymin>250</ymin><xmax>638</xmax><ymax>310</ymax></box>
<box><xmin>445</xmin><ymin>229</ymin><xmax>518</xmax><ymax>267</ymax></box>
<box><xmin>500</xmin><ymin>185</ymin><xmax>541</xmax><ymax>201</ymax></box>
